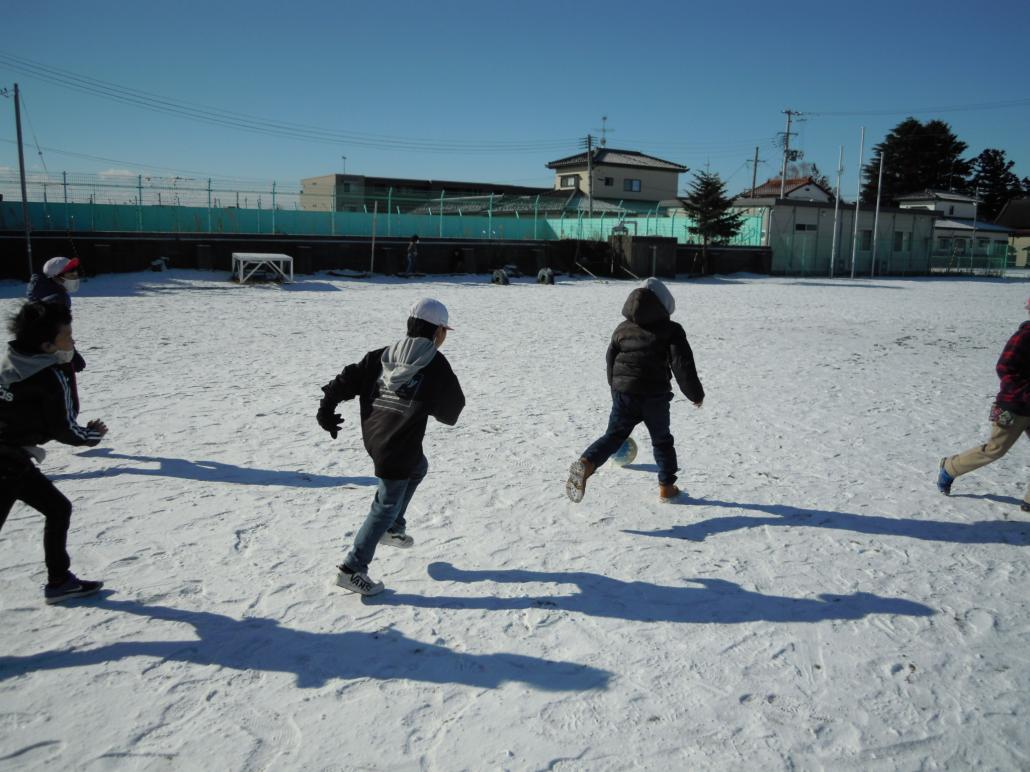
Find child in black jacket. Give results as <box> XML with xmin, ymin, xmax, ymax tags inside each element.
<box><xmin>0</xmin><ymin>302</ymin><xmax>107</xmax><ymax>604</ymax></box>
<box><xmin>317</xmin><ymin>298</ymin><xmax>464</xmax><ymax>595</ymax></box>
<box><xmin>567</xmin><ymin>278</ymin><xmax>704</xmax><ymax>503</ymax></box>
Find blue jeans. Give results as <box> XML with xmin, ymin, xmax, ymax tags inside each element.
<box><xmin>343</xmin><ymin>455</ymin><xmax>428</xmax><ymax>574</ymax></box>
<box><xmin>583</xmin><ymin>391</ymin><xmax>678</xmax><ymax>485</ymax></box>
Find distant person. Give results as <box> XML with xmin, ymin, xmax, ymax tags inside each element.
<box><xmin>317</xmin><ymin>298</ymin><xmax>465</xmax><ymax>595</ymax></box>
<box><xmin>491</xmin><ymin>268</ymin><xmax>510</xmax><ymax>285</ymax></box>
<box><xmin>937</xmin><ymin>296</ymin><xmax>1030</xmax><ymax>512</ymax></box>
<box><xmin>405</xmin><ymin>235</ymin><xmax>420</xmax><ymax>275</ymax></box>
<box><xmin>537</xmin><ymin>267</ymin><xmax>555</xmax><ymax>285</ymax></box>
<box><xmin>27</xmin><ymin>256</ymin><xmax>81</xmax><ymax>309</ymax></box>
<box><xmin>0</xmin><ymin>302</ymin><xmax>108</xmax><ymax>604</ymax></box>
<box><xmin>566</xmin><ymin>278</ymin><xmax>704</xmax><ymax>503</ymax></box>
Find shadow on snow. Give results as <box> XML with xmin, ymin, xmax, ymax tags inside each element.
<box><xmin>622</xmin><ymin>497</ymin><xmax>1030</xmax><ymax>546</ymax></box>
<box><xmin>0</xmin><ymin>593</ymin><xmax>610</xmax><ymax>692</ymax></box>
<box><xmin>50</xmin><ymin>448</ymin><xmax>376</xmax><ymax>488</ymax></box>
<box><xmin>366</xmin><ymin>562</ymin><xmax>934</xmax><ymax>624</ymax></box>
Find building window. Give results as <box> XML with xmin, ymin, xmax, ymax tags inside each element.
<box><xmin>794</xmin><ymin>223</ymin><xmax>817</xmax><ymax>231</ymax></box>
<box><xmin>860</xmin><ymin>230</ymin><xmax>872</xmax><ymax>251</ymax></box>
<box><xmin>342</xmin><ymin>183</ymin><xmax>351</xmax><ymax>193</ymax></box>
<box><xmin>977</xmin><ymin>238</ymin><xmax>990</xmax><ymax>249</ymax></box>
<box><xmin>560</xmin><ymin>175</ymin><xmax>578</xmax><ymax>189</ymax></box>
<box><xmin>893</xmin><ymin>231</ymin><xmax>911</xmax><ymax>251</ymax></box>
<box><xmin>623</xmin><ymin>179</ymin><xmax>641</xmax><ymax>192</ymax></box>
<box><xmin>948</xmin><ymin>205</ymin><xmax>954</xmax><ymax>215</ymax></box>
<box><xmin>604</xmin><ymin>177</ymin><xmax>613</xmax><ymax>187</ymax></box>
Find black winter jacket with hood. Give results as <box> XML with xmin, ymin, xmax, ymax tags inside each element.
<box><xmin>606</xmin><ymin>279</ymin><xmax>704</xmax><ymax>402</ymax></box>
<box><xmin>321</xmin><ymin>337</ymin><xmax>464</xmax><ymax>479</ymax></box>
<box><xmin>0</xmin><ymin>342</ymin><xmax>104</xmax><ymax>453</ymax></box>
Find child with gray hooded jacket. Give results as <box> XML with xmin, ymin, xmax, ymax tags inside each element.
<box><xmin>317</xmin><ymin>298</ymin><xmax>465</xmax><ymax>595</ymax></box>
<box><xmin>0</xmin><ymin>302</ymin><xmax>107</xmax><ymax>604</ymax></box>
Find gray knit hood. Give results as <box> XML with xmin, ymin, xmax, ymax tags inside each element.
<box><xmin>379</xmin><ymin>337</ymin><xmax>437</xmax><ymax>391</ymax></box>
<box><xmin>0</xmin><ymin>343</ymin><xmax>59</xmax><ymax>388</ymax></box>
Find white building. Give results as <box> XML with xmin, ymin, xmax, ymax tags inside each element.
<box><xmin>895</xmin><ymin>190</ymin><xmax>1010</xmax><ymax>263</ymax></box>
<box><xmin>545</xmin><ymin>148</ymin><xmax>687</xmax><ymax>205</ymax></box>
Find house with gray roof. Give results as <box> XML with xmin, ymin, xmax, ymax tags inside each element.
<box><xmin>545</xmin><ymin>148</ymin><xmax>688</xmax><ymax>205</ymax></box>
<box><xmin>896</xmin><ymin>189</ymin><xmax>1011</xmax><ymax>264</ymax></box>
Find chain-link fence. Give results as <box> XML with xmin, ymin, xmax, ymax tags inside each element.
<box><xmin>0</xmin><ymin>170</ymin><xmax>764</xmax><ymax>246</ymax></box>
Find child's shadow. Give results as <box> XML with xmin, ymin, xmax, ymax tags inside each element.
<box><xmin>0</xmin><ymin>593</ymin><xmax>611</xmax><ymax>692</ymax></box>
<box><xmin>50</xmin><ymin>448</ymin><xmax>375</xmax><ymax>489</ymax></box>
<box><xmin>368</xmin><ymin>562</ymin><xmax>934</xmax><ymax>624</ymax></box>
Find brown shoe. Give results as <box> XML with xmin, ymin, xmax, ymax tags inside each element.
<box><xmin>566</xmin><ymin>457</ymin><xmax>596</xmax><ymax>503</ymax></box>
<box><xmin>658</xmin><ymin>483</ymin><xmax>681</xmax><ymax>502</ymax></box>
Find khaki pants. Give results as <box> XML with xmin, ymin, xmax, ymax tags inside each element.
<box><xmin>944</xmin><ymin>412</ymin><xmax>1030</xmax><ymax>503</ymax></box>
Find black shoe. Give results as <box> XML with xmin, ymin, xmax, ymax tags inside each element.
<box><xmin>1021</xmin><ymin>502</ymin><xmax>1030</xmax><ymax>513</ymax></box>
<box><xmin>44</xmin><ymin>572</ymin><xmax>103</xmax><ymax>605</ymax></box>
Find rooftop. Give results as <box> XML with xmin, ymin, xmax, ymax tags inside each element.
<box><xmin>546</xmin><ymin>148</ymin><xmax>687</xmax><ymax>172</ymax></box>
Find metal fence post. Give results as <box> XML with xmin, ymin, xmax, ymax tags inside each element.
<box><xmin>138</xmin><ymin>174</ymin><xmax>143</xmax><ymax>232</ymax></box>
<box><xmin>439</xmin><ymin>190</ymin><xmax>445</xmax><ymax>238</ymax></box>
<box><xmin>272</xmin><ymin>181</ymin><xmax>277</xmax><ymax>235</ymax></box>
<box><xmin>533</xmin><ymin>195</ymin><xmax>539</xmax><ymax>240</ymax></box>
<box><xmin>207</xmin><ymin>178</ymin><xmax>212</xmax><ymax>233</ymax></box>
<box><xmin>488</xmin><ymin>193</ymin><xmax>494</xmax><ymax>239</ymax></box>
<box><xmin>387</xmin><ymin>188</ymin><xmax>393</xmax><ymax>236</ymax></box>
<box><xmin>63</xmin><ymin>171</ymin><xmax>69</xmax><ymax>229</ymax></box>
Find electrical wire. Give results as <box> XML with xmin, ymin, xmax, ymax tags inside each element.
<box><xmin>0</xmin><ymin>51</ymin><xmax>580</xmax><ymax>153</ymax></box>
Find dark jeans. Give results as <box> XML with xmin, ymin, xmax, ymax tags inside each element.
<box><xmin>343</xmin><ymin>455</ymin><xmax>428</xmax><ymax>574</ymax></box>
<box><xmin>583</xmin><ymin>391</ymin><xmax>678</xmax><ymax>485</ymax></box>
<box><xmin>0</xmin><ymin>453</ymin><xmax>73</xmax><ymax>584</ymax></box>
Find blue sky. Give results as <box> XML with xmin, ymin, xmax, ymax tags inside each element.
<box><xmin>2</xmin><ymin>0</ymin><xmax>1028</xmax><ymax>199</ymax></box>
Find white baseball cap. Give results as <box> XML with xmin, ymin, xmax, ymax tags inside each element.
<box><xmin>409</xmin><ymin>297</ymin><xmax>453</xmax><ymax>329</ymax></box>
<box><xmin>43</xmin><ymin>256</ymin><xmax>80</xmax><ymax>278</ymax></box>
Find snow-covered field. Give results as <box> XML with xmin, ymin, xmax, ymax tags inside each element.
<box><xmin>1</xmin><ymin>268</ymin><xmax>1029</xmax><ymax>771</ymax></box>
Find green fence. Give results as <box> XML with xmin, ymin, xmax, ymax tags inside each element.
<box><xmin>0</xmin><ymin>199</ymin><xmax>764</xmax><ymax>247</ymax></box>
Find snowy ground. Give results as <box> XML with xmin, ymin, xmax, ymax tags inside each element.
<box><xmin>1</xmin><ymin>268</ymin><xmax>1029</xmax><ymax>771</ymax></box>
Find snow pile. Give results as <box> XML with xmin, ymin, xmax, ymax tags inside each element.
<box><xmin>1</xmin><ymin>270</ymin><xmax>1028</xmax><ymax>769</ymax></box>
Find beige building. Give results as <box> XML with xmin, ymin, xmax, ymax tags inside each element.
<box><xmin>896</xmin><ymin>190</ymin><xmax>1010</xmax><ymax>262</ymax></box>
<box><xmin>545</xmin><ymin>148</ymin><xmax>687</xmax><ymax>204</ymax></box>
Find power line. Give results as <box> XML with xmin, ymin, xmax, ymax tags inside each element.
<box><xmin>0</xmin><ymin>51</ymin><xmax>579</xmax><ymax>153</ymax></box>
<box><xmin>806</xmin><ymin>97</ymin><xmax>1030</xmax><ymax>117</ymax></box>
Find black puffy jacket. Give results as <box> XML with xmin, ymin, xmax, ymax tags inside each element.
<box><xmin>606</xmin><ymin>288</ymin><xmax>704</xmax><ymax>402</ymax></box>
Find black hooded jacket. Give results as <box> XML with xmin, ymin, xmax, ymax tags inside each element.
<box><xmin>321</xmin><ymin>342</ymin><xmax>464</xmax><ymax>479</ymax></box>
<box><xmin>606</xmin><ymin>288</ymin><xmax>704</xmax><ymax>402</ymax></box>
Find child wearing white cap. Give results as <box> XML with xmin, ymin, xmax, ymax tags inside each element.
<box><xmin>317</xmin><ymin>297</ymin><xmax>464</xmax><ymax>595</ymax></box>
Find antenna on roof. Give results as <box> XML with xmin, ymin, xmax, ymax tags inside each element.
<box><xmin>593</xmin><ymin>115</ymin><xmax>615</xmax><ymax>147</ymax></box>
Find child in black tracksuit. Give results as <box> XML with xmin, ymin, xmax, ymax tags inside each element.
<box><xmin>567</xmin><ymin>278</ymin><xmax>704</xmax><ymax>503</ymax></box>
<box><xmin>0</xmin><ymin>302</ymin><xmax>107</xmax><ymax>604</ymax></box>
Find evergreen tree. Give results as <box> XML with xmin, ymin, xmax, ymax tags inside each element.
<box><xmin>861</xmin><ymin>118</ymin><xmax>972</xmax><ymax>205</ymax></box>
<box><xmin>682</xmin><ymin>171</ymin><xmax>745</xmax><ymax>273</ymax></box>
<box><xmin>969</xmin><ymin>148</ymin><xmax>1025</xmax><ymax>222</ymax></box>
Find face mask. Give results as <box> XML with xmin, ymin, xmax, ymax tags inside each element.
<box><xmin>53</xmin><ymin>348</ymin><xmax>75</xmax><ymax>364</ymax></box>
<box><xmin>62</xmin><ymin>278</ymin><xmax>80</xmax><ymax>292</ymax></box>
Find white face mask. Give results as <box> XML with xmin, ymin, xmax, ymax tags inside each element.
<box><xmin>62</xmin><ymin>277</ymin><xmax>80</xmax><ymax>292</ymax></box>
<box><xmin>53</xmin><ymin>348</ymin><xmax>75</xmax><ymax>364</ymax></box>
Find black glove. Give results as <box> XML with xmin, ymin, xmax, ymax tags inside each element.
<box><xmin>317</xmin><ymin>406</ymin><xmax>343</xmax><ymax>439</ymax></box>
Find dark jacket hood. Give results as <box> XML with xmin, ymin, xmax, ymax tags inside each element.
<box><xmin>622</xmin><ymin>288</ymin><xmax>671</xmax><ymax>327</ymax></box>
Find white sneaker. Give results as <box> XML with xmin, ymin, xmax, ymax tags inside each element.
<box><xmin>379</xmin><ymin>530</ymin><xmax>414</xmax><ymax>548</ymax></box>
<box><xmin>335</xmin><ymin>566</ymin><xmax>385</xmax><ymax>596</ymax></box>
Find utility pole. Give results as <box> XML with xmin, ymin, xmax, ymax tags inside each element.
<box><xmin>850</xmin><ymin>126</ymin><xmax>865</xmax><ymax>279</ymax></box>
<box><xmin>748</xmin><ymin>146</ymin><xmax>763</xmax><ymax>198</ymax></box>
<box><xmin>830</xmin><ymin>145</ymin><xmax>844</xmax><ymax>277</ymax></box>
<box><xmin>12</xmin><ymin>83</ymin><xmax>33</xmax><ymax>278</ymax></box>
<box><xmin>778</xmin><ymin>109</ymin><xmax>801</xmax><ymax>199</ymax></box>
<box><xmin>585</xmin><ymin>133</ymin><xmax>594</xmax><ymax>221</ymax></box>
<box><xmin>871</xmin><ymin>150</ymin><xmax>885</xmax><ymax>277</ymax></box>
